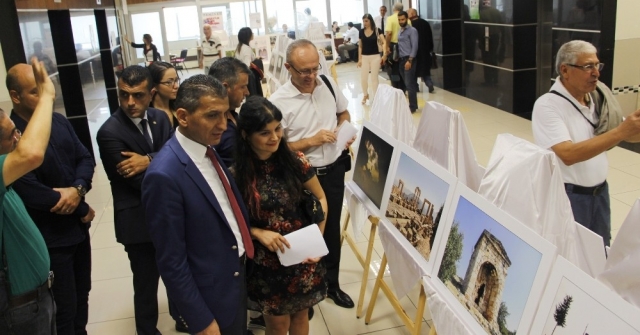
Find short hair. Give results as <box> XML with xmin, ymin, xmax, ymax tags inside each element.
<box><xmin>208</xmin><ymin>57</ymin><xmax>250</xmax><ymax>87</ymax></box>
<box><xmin>304</xmin><ymin>8</ymin><xmax>311</xmax><ymax>15</ymax></box>
<box><xmin>6</xmin><ymin>68</ymin><xmax>21</xmax><ymax>93</ymax></box>
<box><xmin>380</xmin><ymin>5</ymin><xmax>387</xmax><ymax>10</ymax></box>
<box><xmin>398</xmin><ymin>11</ymin><xmax>408</xmax><ymax>19</ymax></box>
<box><xmin>0</xmin><ymin>109</ymin><xmax>6</xmax><ymax>140</ymax></box>
<box><xmin>119</xmin><ymin>65</ymin><xmax>153</xmax><ymax>91</ymax></box>
<box><xmin>174</xmin><ymin>74</ymin><xmax>227</xmax><ymax>113</ymax></box>
<box><xmin>347</xmin><ymin>22</ymin><xmax>354</xmax><ymax>28</ymax></box>
<box><xmin>555</xmin><ymin>40</ymin><xmax>598</xmax><ymax>75</ymax></box>
<box><xmin>393</xmin><ymin>2</ymin><xmax>404</xmax><ymax>11</ymax></box>
<box><xmin>147</xmin><ymin>62</ymin><xmax>175</xmax><ymax>86</ymax></box>
<box><xmin>285</xmin><ymin>39</ymin><xmax>316</xmax><ymax>63</ymax></box>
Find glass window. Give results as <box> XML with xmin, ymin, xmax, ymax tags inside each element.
<box><xmin>330</xmin><ymin>0</ymin><xmax>364</xmax><ymax>26</ymax></box>
<box><xmin>294</xmin><ymin>0</ymin><xmax>328</xmax><ymax>32</ymax></box>
<box><xmin>163</xmin><ymin>6</ymin><xmax>200</xmax><ymax>41</ymax></box>
<box><xmin>203</xmin><ymin>1</ymin><xmax>265</xmax><ymax>41</ymax></box>
<box><xmin>130</xmin><ymin>12</ymin><xmax>165</xmax><ymax>60</ymax></box>
<box><xmin>265</xmin><ymin>0</ymin><xmax>294</xmax><ymax>34</ymax></box>
<box><xmin>367</xmin><ymin>0</ymin><xmax>383</xmax><ymax>17</ymax></box>
<box><xmin>71</xmin><ymin>14</ymin><xmax>99</xmax><ymax>52</ymax></box>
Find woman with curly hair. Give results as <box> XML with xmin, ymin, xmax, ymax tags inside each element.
<box><xmin>233</xmin><ymin>96</ymin><xmax>327</xmax><ymax>335</ymax></box>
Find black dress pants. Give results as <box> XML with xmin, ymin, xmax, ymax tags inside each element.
<box><xmin>124</xmin><ymin>242</ymin><xmax>161</xmax><ymax>335</ymax></box>
<box><xmin>48</xmin><ymin>230</ymin><xmax>91</xmax><ymax>335</ymax></box>
<box><xmin>316</xmin><ymin>163</ymin><xmax>346</xmax><ymax>290</ymax></box>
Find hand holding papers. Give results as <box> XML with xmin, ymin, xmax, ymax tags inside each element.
<box><xmin>335</xmin><ymin>121</ymin><xmax>358</xmax><ymax>150</ymax></box>
<box><xmin>276</xmin><ymin>224</ymin><xmax>329</xmax><ymax>266</ymax></box>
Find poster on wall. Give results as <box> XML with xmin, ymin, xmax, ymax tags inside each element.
<box><xmin>249</xmin><ymin>13</ymin><xmax>262</xmax><ymax>29</ymax></box>
<box><xmin>203</xmin><ymin>11</ymin><xmax>224</xmax><ymax>31</ymax></box>
<box><xmin>433</xmin><ymin>184</ymin><xmax>556</xmax><ymax>335</ymax></box>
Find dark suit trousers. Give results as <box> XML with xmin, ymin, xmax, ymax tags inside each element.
<box><xmin>219</xmin><ymin>257</ymin><xmax>248</xmax><ymax>335</ymax></box>
<box><xmin>48</xmin><ymin>230</ymin><xmax>91</xmax><ymax>335</ymax></box>
<box><xmin>124</xmin><ymin>242</ymin><xmax>161</xmax><ymax>335</ymax></box>
<box><xmin>317</xmin><ymin>163</ymin><xmax>346</xmax><ymax>290</ymax></box>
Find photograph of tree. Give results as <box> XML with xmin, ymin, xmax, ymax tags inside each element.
<box><xmin>385</xmin><ymin>152</ymin><xmax>449</xmax><ymax>262</ymax></box>
<box><xmin>353</xmin><ymin>126</ymin><xmax>394</xmax><ymax>209</ymax></box>
<box><xmin>538</xmin><ymin>277</ymin><xmax>640</xmax><ymax>335</ymax></box>
<box><xmin>437</xmin><ymin>196</ymin><xmax>543</xmax><ymax>335</ymax></box>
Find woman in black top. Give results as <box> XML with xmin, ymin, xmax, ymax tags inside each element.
<box><xmin>358</xmin><ymin>14</ymin><xmax>384</xmax><ymax>105</ymax></box>
<box><xmin>125</xmin><ymin>34</ymin><xmax>161</xmax><ymax>63</ymax></box>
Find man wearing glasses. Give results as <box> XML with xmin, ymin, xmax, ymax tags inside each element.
<box><xmin>532</xmin><ymin>40</ymin><xmax>640</xmax><ymax>247</ymax></box>
<box><xmin>96</xmin><ymin>65</ymin><xmax>175</xmax><ymax>334</ymax></box>
<box><xmin>269</xmin><ymin>39</ymin><xmax>356</xmax><ymax>309</ymax></box>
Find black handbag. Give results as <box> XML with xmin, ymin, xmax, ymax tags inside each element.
<box><xmin>300</xmin><ymin>189</ymin><xmax>325</xmax><ymax>225</ymax></box>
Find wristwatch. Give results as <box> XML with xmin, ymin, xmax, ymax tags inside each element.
<box><xmin>75</xmin><ymin>185</ymin><xmax>87</xmax><ymax>197</ymax></box>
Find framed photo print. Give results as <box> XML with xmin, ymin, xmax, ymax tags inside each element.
<box><xmin>313</xmin><ymin>39</ymin><xmax>335</xmax><ymax>61</ymax></box>
<box><xmin>529</xmin><ymin>257</ymin><xmax>640</xmax><ymax>335</ymax></box>
<box><xmin>351</xmin><ymin>121</ymin><xmax>396</xmax><ymax>212</ymax></box>
<box><xmin>379</xmin><ymin>141</ymin><xmax>458</xmax><ymax>275</ymax></box>
<box><xmin>432</xmin><ymin>183</ymin><xmax>557</xmax><ymax>335</ymax></box>
<box><xmin>274</xmin><ymin>55</ymin><xmax>283</xmax><ymax>84</ymax></box>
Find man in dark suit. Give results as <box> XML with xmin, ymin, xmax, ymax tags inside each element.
<box><xmin>142</xmin><ymin>75</ymin><xmax>254</xmax><ymax>335</ymax></box>
<box><xmin>408</xmin><ymin>8</ymin><xmax>435</xmax><ymax>93</ymax></box>
<box><xmin>96</xmin><ymin>65</ymin><xmax>175</xmax><ymax>335</ymax></box>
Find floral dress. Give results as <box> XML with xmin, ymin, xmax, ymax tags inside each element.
<box><xmin>247</xmin><ymin>152</ymin><xmax>327</xmax><ymax>315</ymax></box>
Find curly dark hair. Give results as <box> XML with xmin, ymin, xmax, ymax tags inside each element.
<box><xmin>234</xmin><ymin>96</ymin><xmax>303</xmax><ymax>217</ymax></box>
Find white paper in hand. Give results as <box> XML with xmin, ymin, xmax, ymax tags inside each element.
<box><xmin>276</xmin><ymin>224</ymin><xmax>329</xmax><ymax>267</ymax></box>
<box><xmin>335</xmin><ymin>121</ymin><xmax>358</xmax><ymax>150</ymax></box>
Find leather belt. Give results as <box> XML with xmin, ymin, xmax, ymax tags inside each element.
<box><xmin>565</xmin><ymin>181</ymin><xmax>606</xmax><ymax>196</ymax></box>
<box><xmin>9</xmin><ymin>271</ymin><xmax>54</xmax><ymax>308</ymax></box>
<box><xmin>203</xmin><ymin>54</ymin><xmax>218</xmax><ymax>57</ymax></box>
<box><xmin>314</xmin><ymin>160</ymin><xmax>340</xmax><ymax>176</ymax></box>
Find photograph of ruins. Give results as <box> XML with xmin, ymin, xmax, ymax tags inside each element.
<box><xmin>353</xmin><ymin>126</ymin><xmax>394</xmax><ymax>209</ymax></box>
<box><xmin>385</xmin><ymin>152</ymin><xmax>449</xmax><ymax>262</ymax></box>
<box><xmin>537</xmin><ymin>276</ymin><xmax>640</xmax><ymax>335</ymax></box>
<box><xmin>437</xmin><ymin>196</ymin><xmax>543</xmax><ymax>335</ymax></box>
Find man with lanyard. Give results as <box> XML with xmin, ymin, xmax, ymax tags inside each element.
<box><xmin>532</xmin><ymin>40</ymin><xmax>640</xmax><ymax>247</ymax></box>
<box><xmin>202</xmin><ymin>24</ymin><xmax>222</xmax><ymax>75</ymax></box>
<box><xmin>0</xmin><ymin>59</ymin><xmax>56</xmax><ymax>334</ymax></box>
<box><xmin>269</xmin><ymin>39</ymin><xmax>356</xmax><ymax>309</ymax></box>
<box><xmin>396</xmin><ymin>11</ymin><xmax>419</xmax><ymax>113</ymax></box>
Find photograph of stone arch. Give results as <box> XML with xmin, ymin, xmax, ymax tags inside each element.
<box><xmin>353</xmin><ymin>124</ymin><xmax>395</xmax><ymax>209</ymax></box>
<box><xmin>384</xmin><ymin>151</ymin><xmax>451</xmax><ymax>262</ymax></box>
<box><xmin>530</xmin><ymin>257</ymin><xmax>640</xmax><ymax>335</ymax></box>
<box><xmin>435</xmin><ymin>187</ymin><xmax>556</xmax><ymax>335</ymax></box>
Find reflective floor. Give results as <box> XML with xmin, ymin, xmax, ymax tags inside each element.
<box><xmin>84</xmin><ymin>63</ymin><xmax>639</xmax><ymax>334</ymax></box>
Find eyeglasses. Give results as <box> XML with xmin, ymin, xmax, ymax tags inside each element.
<box><xmin>288</xmin><ymin>63</ymin><xmax>322</xmax><ymax>77</ymax></box>
<box><xmin>160</xmin><ymin>78</ymin><xmax>180</xmax><ymax>87</ymax></box>
<box><xmin>566</xmin><ymin>63</ymin><xmax>604</xmax><ymax>72</ymax></box>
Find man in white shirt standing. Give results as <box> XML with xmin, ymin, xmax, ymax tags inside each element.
<box><xmin>338</xmin><ymin>22</ymin><xmax>360</xmax><ymax>63</ymax></box>
<box><xmin>269</xmin><ymin>39</ymin><xmax>356</xmax><ymax>309</ymax></box>
<box><xmin>532</xmin><ymin>40</ymin><xmax>640</xmax><ymax>247</ymax></box>
<box><xmin>374</xmin><ymin>5</ymin><xmax>387</xmax><ymax>34</ymax></box>
<box><xmin>201</xmin><ymin>24</ymin><xmax>221</xmax><ymax>75</ymax></box>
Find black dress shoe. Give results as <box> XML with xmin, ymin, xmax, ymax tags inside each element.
<box><xmin>308</xmin><ymin>306</ymin><xmax>314</xmax><ymax>320</ymax></box>
<box><xmin>175</xmin><ymin>322</ymin><xmax>189</xmax><ymax>333</ymax></box>
<box><xmin>327</xmin><ymin>288</ymin><xmax>354</xmax><ymax>308</ymax></box>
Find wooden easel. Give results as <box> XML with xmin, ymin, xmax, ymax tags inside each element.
<box><xmin>340</xmin><ymin>210</ymin><xmax>379</xmax><ymax>318</ymax></box>
<box><xmin>364</xmin><ymin>253</ymin><xmax>433</xmax><ymax>335</ymax></box>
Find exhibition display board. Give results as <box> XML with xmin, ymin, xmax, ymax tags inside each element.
<box><xmin>343</xmin><ymin>96</ymin><xmax>640</xmax><ymax>334</ymax></box>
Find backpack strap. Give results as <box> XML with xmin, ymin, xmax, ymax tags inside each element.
<box><xmin>319</xmin><ymin>74</ymin><xmax>336</xmax><ymax>102</ymax></box>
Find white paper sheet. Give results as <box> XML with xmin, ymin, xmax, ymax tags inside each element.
<box><xmin>334</xmin><ymin>121</ymin><xmax>358</xmax><ymax>151</ymax></box>
<box><xmin>276</xmin><ymin>224</ymin><xmax>329</xmax><ymax>266</ymax></box>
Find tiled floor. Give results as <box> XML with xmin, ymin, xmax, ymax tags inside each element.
<box><xmin>84</xmin><ymin>63</ymin><xmax>639</xmax><ymax>334</ymax></box>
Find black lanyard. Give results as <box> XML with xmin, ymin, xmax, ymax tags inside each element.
<box><xmin>549</xmin><ymin>90</ymin><xmax>598</xmax><ymax>129</ymax></box>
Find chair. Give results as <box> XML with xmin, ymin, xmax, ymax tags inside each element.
<box><xmin>172</xmin><ymin>49</ymin><xmax>188</xmax><ymax>74</ymax></box>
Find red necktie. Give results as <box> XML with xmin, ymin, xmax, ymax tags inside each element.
<box><xmin>206</xmin><ymin>147</ymin><xmax>254</xmax><ymax>259</ymax></box>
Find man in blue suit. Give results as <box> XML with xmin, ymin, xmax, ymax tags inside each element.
<box><xmin>142</xmin><ymin>75</ymin><xmax>254</xmax><ymax>335</ymax></box>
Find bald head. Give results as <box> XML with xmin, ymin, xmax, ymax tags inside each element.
<box><xmin>408</xmin><ymin>8</ymin><xmax>418</xmax><ymax>19</ymax></box>
<box><xmin>6</xmin><ymin>63</ymin><xmax>40</xmax><ymax>116</ymax></box>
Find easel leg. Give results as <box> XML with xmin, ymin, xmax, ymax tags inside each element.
<box><xmin>356</xmin><ymin>217</ymin><xmax>379</xmax><ymax>318</ymax></box>
<box><xmin>364</xmin><ymin>254</ymin><xmax>387</xmax><ymax>324</ymax></box>
<box><xmin>429</xmin><ymin>324</ymin><xmax>437</xmax><ymax>335</ymax></box>
<box><xmin>411</xmin><ymin>286</ymin><xmax>427</xmax><ymax>335</ymax></box>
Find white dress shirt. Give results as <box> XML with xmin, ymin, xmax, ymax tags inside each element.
<box><xmin>532</xmin><ymin>77</ymin><xmax>608</xmax><ymax>187</ymax></box>
<box><xmin>175</xmin><ymin>130</ymin><xmax>245</xmax><ymax>256</ymax></box>
<box><xmin>127</xmin><ymin>112</ymin><xmax>153</xmax><ymax>144</ymax></box>
<box><xmin>344</xmin><ymin>27</ymin><xmax>360</xmax><ymax>44</ymax></box>
<box><xmin>269</xmin><ymin>76</ymin><xmax>349</xmax><ymax>167</ymax></box>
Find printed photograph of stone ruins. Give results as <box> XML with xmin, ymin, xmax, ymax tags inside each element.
<box><xmin>539</xmin><ymin>277</ymin><xmax>640</xmax><ymax>335</ymax></box>
<box><xmin>353</xmin><ymin>126</ymin><xmax>394</xmax><ymax>208</ymax></box>
<box><xmin>438</xmin><ymin>197</ymin><xmax>542</xmax><ymax>335</ymax></box>
<box><xmin>385</xmin><ymin>152</ymin><xmax>449</xmax><ymax>261</ymax></box>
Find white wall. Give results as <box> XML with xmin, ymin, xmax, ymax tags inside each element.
<box><xmin>612</xmin><ymin>0</ymin><xmax>640</xmax><ymax>113</ymax></box>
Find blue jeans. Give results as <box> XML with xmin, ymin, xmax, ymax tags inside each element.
<box><xmin>0</xmin><ymin>271</ymin><xmax>57</xmax><ymax>335</ymax></box>
<box><xmin>398</xmin><ymin>57</ymin><xmax>418</xmax><ymax>111</ymax></box>
<box><xmin>566</xmin><ymin>181</ymin><xmax>611</xmax><ymax>247</ymax></box>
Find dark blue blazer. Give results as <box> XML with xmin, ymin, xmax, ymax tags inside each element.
<box><xmin>141</xmin><ymin>134</ymin><xmax>251</xmax><ymax>333</ymax></box>
<box><xmin>96</xmin><ymin>107</ymin><xmax>173</xmax><ymax>245</ymax></box>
